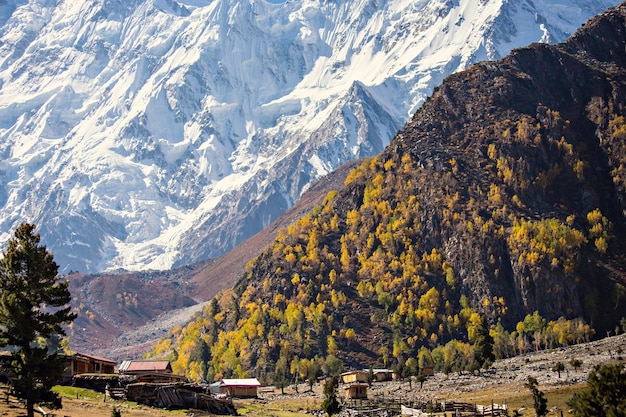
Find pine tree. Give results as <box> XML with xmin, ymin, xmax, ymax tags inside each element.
<box><xmin>321</xmin><ymin>376</ymin><xmax>340</xmax><ymax>417</ymax></box>
<box><xmin>568</xmin><ymin>364</ymin><xmax>626</xmax><ymax>417</ymax></box>
<box><xmin>471</xmin><ymin>314</ymin><xmax>495</xmax><ymax>371</ymax></box>
<box><xmin>525</xmin><ymin>376</ymin><xmax>548</xmax><ymax>417</ymax></box>
<box><xmin>0</xmin><ymin>223</ymin><xmax>77</xmax><ymax>417</ymax></box>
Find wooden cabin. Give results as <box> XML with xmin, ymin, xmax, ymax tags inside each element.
<box><xmin>118</xmin><ymin>360</ymin><xmax>185</xmax><ymax>383</ymax></box>
<box><xmin>421</xmin><ymin>366</ymin><xmax>435</xmax><ymax>377</ymax></box>
<box><xmin>63</xmin><ymin>352</ymin><xmax>117</xmax><ymax>383</ymax></box>
<box><xmin>318</xmin><ymin>375</ymin><xmax>333</xmax><ymax>386</ymax></box>
<box><xmin>372</xmin><ymin>369</ymin><xmax>395</xmax><ymax>382</ymax></box>
<box><xmin>66</xmin><ymin>353</ymin><xmax>116</xmax><ymax>375</ymax></box>
<box><xmin>220</xmin><ymin>378</ymin><xmax>261</xmax><ymax>398</ymax></box>
<box><xmin>344</xmin><ymin>383</ymin><xmax>368</xmax><ymax>399</ymax></box>
<box><xmin>340</xmin><ymin>370</ymin><xmax>368</xmax><ymax>384</ymax></box>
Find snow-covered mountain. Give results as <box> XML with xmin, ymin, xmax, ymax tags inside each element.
<box><xmin>0</xmin><ymin>0</ymin><xmax>617</xmax><ymax>273</ymax></box>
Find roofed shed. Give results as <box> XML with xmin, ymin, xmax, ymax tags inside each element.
<box><xmin>118</xmin><ymin>360</ymin><xmax>184</xmax><ymax>383</ymax></box>
<box><xmin>220</xmin><ymin>378</ymin><xmax>261</xmax><ymax>398</ymax></box>
<box><xmin>119</xmin><ymin>360</ymin><xmax>172</xmax><ymax>374</ymax></box>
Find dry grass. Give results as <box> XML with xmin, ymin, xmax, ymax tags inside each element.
<box><xmin>0</xmin><ymin>386</ymin><xmax>188</xmax><ymax>417</ymax></box>
<box><xmin>451</xmin><ymin>382</ymin><xmax>585</xmax><ymax>416</ymax></box>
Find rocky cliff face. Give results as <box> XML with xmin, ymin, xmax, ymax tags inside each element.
<box><xmin>384</xmin><ymin>1</ymin><xmax>626</xmax><ymax>328</ymax></box>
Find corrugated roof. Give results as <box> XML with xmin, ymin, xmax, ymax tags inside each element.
<box><xmin>119</xmin><ymin>360</ymin><xmax>171</xmax><ymax>372</ymax></box>
<box><xmin>220</xmin><ymin>378</ymin><xmax>261</xmax><ymax>387</ymax></box>
<box><xmin>73</xmin><ymin>352</ymin><xmax>117</xmax><ymax>364</ymax></box>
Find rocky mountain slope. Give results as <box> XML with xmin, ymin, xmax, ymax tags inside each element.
<box><xmin>154</xmin><ymin>2</ymin><xmax>626</xmax><ymax>380</ymax></box>
<box><xmin>69</xmin><ymin>159</ymin><xmax>359</xmax><ymax>358</ymax></box>
<box><xmin>0</xmin><ymin>0</ymin><xmax>616</xmax><ymax>274</ymax></box>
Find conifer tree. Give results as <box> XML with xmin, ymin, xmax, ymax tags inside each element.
<box><xmin>471</xmin><ymin>314</ymin><xmax>495</xmax><ymax>371</ymax></box>
<box><xmin>0</xmin><ymin>223</ymin><xmax>76</xmax><ymax>417</ymax></box>
<box><xmin>321</xmin><ymin>376</ymin><xmax>340</xmax><ymax>417</ymax></box>
<box><xmin>568</xmin><ymin>364</ymin><xmax>626</xmax><ymax>417</ymax></box>
<box><xmin>552</xmin><ymin>361</ymin><xmax>565</xmax><ymax>378</ymax></box>
<box><xmin>525</xmin><ymin>376</ymin><xmax>548</xmax><ymax>417</ymax></box>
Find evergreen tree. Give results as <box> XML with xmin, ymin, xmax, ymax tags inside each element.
<box><xmin>568</xmin><ymin>364</ymin><xmax>626</xmax><ymax>417</ymax></box>
<box><xmin>471</xmin><ymin>314</ymin><xmax>495</xmax><ymax>371</ymax></box>
<box><xmin>273</xmin><ymin>356</ymin><xmax>289</xmax><ymax>395</ymax></box>
<box><xmin>552</xmin><ymin>361</ymin><xmax>565</xmax><ymax>378</ymax></box>
<box><xmin>321</xmin><ymin>376</ymin><xmax>340</xmax><ymax>417</ymax></box>
<box><xmin>0</xmin><ymin>224</ymin><xmax>77</xmax><ymax>417</ymax></box>
<box><xmin>525</xmin><ymin>376</ymin><xmax>548</xmax><ymax>417</ymax></box>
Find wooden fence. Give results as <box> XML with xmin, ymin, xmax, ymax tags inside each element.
<box><xmin>344</xmin><ymin>397</ymin><xmax>508</xmax><ymax>417</ymax></box>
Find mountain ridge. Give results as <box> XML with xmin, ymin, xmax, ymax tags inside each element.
<box><xmin>0</xmin><ymin>0</ymin><xmax>616</xmax><ymax>273</ymax></box>
<box><xmin>152</xmin><ymin>1</ymin><xmax>626</xmax><ymax>380</ymax></box>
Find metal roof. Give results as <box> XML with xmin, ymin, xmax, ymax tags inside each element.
<box><xmin>220</xmin><ymin>378</ymin><xmax>261</xmax><ymax>387</ymax></box>
<box><xmin>118</xmin><ymin>360</ymin><xmax>171</xmax><ymax>372</ymax></box>
<box><xmin>72</xmin><ymin>352</ymin><xmax>117</xmax><ymax>364</ymax></box>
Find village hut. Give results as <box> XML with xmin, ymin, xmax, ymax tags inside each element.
<box><xmin>344</xmin><ymin>383</ymin><xmax>368</xmax><ymax>399</ymax></box>
<box><xmin>219</xmin><ymin>378</ymin><xmax>261</xmax><ymax>398</ymax></box>
<box><xmin>340</xmin><ymin>370</ymin><xmax>368</xmax><ymax>384</ymax></box>
<box><xmin>372</xmin><ymin>369</ymin><xmax>395</xmax><ymax>382</ymax></box>
<box><xmin>64</xmin><ymin>353</ymin><xmax>116</xmax><ymax>375</ymax></box>
<box><xmin>118</xmin><ymin>360</ymin><xmax>185</xmax><ymax>383</ymax></box>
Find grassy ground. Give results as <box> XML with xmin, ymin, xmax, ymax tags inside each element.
<box><xmin>236</xmin><ymin>397</ymin><xmax>323</xmax><ymax>417</ymax></box>
<box><xmin>0</xmin><ymin>385</ymin><xmax>190</xmax><ymax>417</ymax></box>
<box><xmin>452</xmin><ymin>383</ymin><xmax>584</xmax><ymax>416</ymax></box>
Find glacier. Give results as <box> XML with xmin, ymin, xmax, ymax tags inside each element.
<box><xmin>0</xmin><ymin>0</ymin><xmax>618</xmax><ymax>273</ymax></box>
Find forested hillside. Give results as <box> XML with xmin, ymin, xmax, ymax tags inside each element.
<box><xmin>150</xmin><ymin>3</ymin><xmax>626</xmax><ymax>383</ymax></box>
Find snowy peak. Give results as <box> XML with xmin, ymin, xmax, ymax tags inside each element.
<box><xmin>0</xmin><ymin>0</ymin><xmax>618</xmax><ymax>273</ymax></box>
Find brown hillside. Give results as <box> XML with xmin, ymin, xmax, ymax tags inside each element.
<box><xmin>66</xmin><ymin>161</ymin><xmax>359</xmax><ymax>356</ymax></box>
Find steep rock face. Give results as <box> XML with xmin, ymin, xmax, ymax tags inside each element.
<box><xmin>0</xmin><ymin>0</ymin><xmax>616</xmax><ymax>273</ymax></box>
<box><xmin>387</xmin><ymin>2</ymin><xmax>626</xmax><ymax>327</ymax></box>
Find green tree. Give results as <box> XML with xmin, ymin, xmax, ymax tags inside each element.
<box><xmin>273</xmin><ymin>356</ymin><xmax>289</xmax><ymax>395</ymax></box>
<box><xmin>0</xmin><ymin>223</ymin><xmax>77</xmax><ymax>417</ymax></box>
<box><xmin>306</xmin><ymin>359</ymin><xmax>320</xmax><ymax>392</ymax></box>
<box><xmin>568</xmin><ymin>364</ymin><xmax>626</xmax><ymax>417</ymax></box>
<box><xmin>323</xmin><ymin>354</ymin><xmax>344</xmax><ymax>376</ymax></box>
<box><xmin>553</xmin><ymin>361</ymin><xmax>565</xmax><ymax>378</ymax></box>
<box><xmin>569</xmin><ymin>358</ymin><xmax>583</xmax><ymax>370</ymax></box>
<box><xmin>321</xmin><ymin>376</ymin><xmax>340</xmax><ymax>416</ymax></box>
<box><xmin>471</xmin><ymin>315</ymin><xmax>495</xmax><ymax>371</ymax></box>
<box><xmin>525</xmin><ymin>376</ymin><xmax>548</xmax><ymax>417</ymax></box>
<box><xmin>415</xmin><ymin>370</ymin><xmax>427</xmax><ymax>390</ymax></box>
<box><xmin>404</xmin><ymin>357</ymin><xmax>418</xmax><ymax>389</ymax></box>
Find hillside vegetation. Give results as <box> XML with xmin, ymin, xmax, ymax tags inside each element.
<box><xmin>150</xmin><ymin>3</ymin><xmax>626</xmax><ymax>383</ymax></box>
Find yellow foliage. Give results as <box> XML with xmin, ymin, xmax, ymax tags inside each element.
<box><xmin>595</xmin><ymin>236</ymin><xmax>608</xmax><ymax>254</ymax></box>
